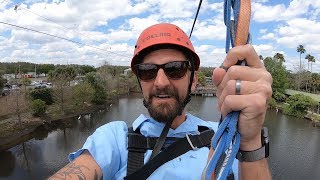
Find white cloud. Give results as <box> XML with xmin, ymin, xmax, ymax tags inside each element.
<box><xmin>276</xmin><ymin>18</ymin><xmax>320</xmax><ymax>50</ymax></box>
<box><xmin>157</xmin><ymin>0</ymin><xmax>196</xmax><ymax>19</ymax></box>
<box><xmin>0</xmin><ymin>0</ymin><xmax>319</xmax><ymax>73</ymax></box>
<box><xmin>259</xmin><ymin>29</ymin><xmax>268</xmax><ymax>34</ymax></box>
<box><xmin>259</xmin><ymin>33</ymin><xmax>275</xmax><ymax>40</ymax></box>
<box><xmin>253</xmin><ymin>44</ymin><xmax>275</xmax><ymax>56</ymax></box>
<box><xmin>252</xmin><ymin>3</ymin><xmax>286</xmax><ymax>22</ymax></box>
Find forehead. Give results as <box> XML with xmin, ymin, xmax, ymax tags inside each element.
<box><xmin>143</xmin><ymin>49</ymin><xmax>187</xmax><ymax>64</ymax></box>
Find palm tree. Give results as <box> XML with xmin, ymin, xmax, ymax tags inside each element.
<box><xmin>259</xmin><ymin>55</ymin><xmax>263</xmax><ymax>60</ymax></box>
<box><xmin>296</xmin><ymin>45</ymin><xmax>306</xmax><ymax>69</ymax></box>
<box><xmin>273</xmin><ymin>53</ymin><xmax>285</xmax><ymax>63</ymax></box>
<box><xmin>310</xmin><ymin>56</ymin><xmax>315</xmax><ymax>72</ymax></box>
<box><xmin>305</xmin><ymin>54</ymin><xmax>313</xmax><ymax>71</ymax></box>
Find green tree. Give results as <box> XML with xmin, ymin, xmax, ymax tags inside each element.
<box><xmin>0</xmin><ymin>73</ymin><xmax>6</xmax><ymax>90</ymax></box>
<box><xmin>84</xmin><ymin>72</ymin><xmax>106</xmax><ymax>105</ymax></box>
<box><xmin>20</xmin><ymin>77</ymin><xmax>31</xmax><ymax>91</ymax></box>
<box><xmin>29</xmin><ymin>88</ymin><xmax>54</xmax><ymax>105</ymax></box>
<box><xmin>79</xmin><ymin>65</ymin><xmax>96</xmax><ymax>74</ymax></box>
<box><xmin>310</xmin><ymin>73</ymin><xmax>320</xmax><ymax>93</ymax></box>
<box><xmin>31</xmin><ymin>99</ymin><xmax>47</xmax><ymax>117</ymax></box>
<box><xmin>305</xmin><ymin>54</ymin><xmax>315</xmax><ymax>72</ymax></box>
<box><xmin>197</xmin><ymin>71</ymin><xmax>207</xmax><ymax>86</ymax></box>
<box><xmin>297</xmin><ymin>45</ymin><xmax>306</xmax><ymax>69</ymax></box>
<box><xmin>37</xmin><ymin>64</ymin><xmax>55</xmax><ymax>76</ymax></box>
<box><xmin>259</xmin><ymin>55</ymin><xmax>263</xmax><ymax>60</ymax></box>
<box><xmin>72</xmin><ymin>82</ymin><xmax>95</xmax><ymax>107</ymax></box>
<box><xmin>284</xmin><ymin>94</ymin><xmax>317</xmax><ymax>118</ymax></box>
<box><xmin>273</xmin><ymin>53</ymin><xmax>285</xmax><ymax>63</ymax></box>
<box><xmin>264</xmin><ymin>56</ymin><xmax>289</xmax><ymax>94</ymax></box>
<box><xmin>48</xmin><ymin>66</ymin><xmax>77</xmax><ymax>112</ymax></box>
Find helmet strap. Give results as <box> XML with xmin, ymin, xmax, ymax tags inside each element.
<box><xmin>180</xmin><ymin>70</ymin><xmax>194</xmax><ymax>113</ymax></box>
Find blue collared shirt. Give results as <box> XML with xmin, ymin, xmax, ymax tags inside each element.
<box><xmin>69</xmin><ymin>113</ymin><xmax>239</xmax><ymax>179</ymax></box>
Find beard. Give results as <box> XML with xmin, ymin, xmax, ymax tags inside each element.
<box><xmin>143</xmin><ymin>86</ymin><xmax>187</xmax><ymax>124</ymax></box>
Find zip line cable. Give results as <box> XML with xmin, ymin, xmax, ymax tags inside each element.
<box><xmin>16</xmin><ymin>5</ymin><xmax>105</xmax><ymax>47</ymax></box>
<box><xmin>189</xmin><ymin>0</ymin><xmax>203</xmax><ymax>38</ymax></box>
<box><xmin>0</xmin><ymin>21</ymin><xmax>131</xmax><ymax>58</ymax></box>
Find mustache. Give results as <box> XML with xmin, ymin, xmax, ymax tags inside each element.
<box><xmin>150</xmin><ymin>87</ymin><xmax>178</xmax><ymax>98</ymax></box>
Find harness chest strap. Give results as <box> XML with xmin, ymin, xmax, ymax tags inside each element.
<box><xmin>125</xmin><ymin>126</ymin><xmax>235</xmax><ymax>180</ymax></box>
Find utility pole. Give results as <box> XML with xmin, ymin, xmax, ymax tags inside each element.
<box><xmin>34</xmin><ymin>64</ymin><xmax>37</xmax><ymax>78</ymax></box>
<box><xmin>18</xmin><ymin>64</ymin><xmax>21</xmax><ymax>79</ymax></box>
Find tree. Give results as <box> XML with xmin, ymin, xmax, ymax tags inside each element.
<box><xmin>259</xmin><ymin>55</ymin><xmax>263</xmax><ymax>60</ymax></box>
<box><xmin>37</xmin><ymin>64</ymin><xmax>55</xmax><ymax>76</ymax></box>
<box><xmin>264</xmin><ymin>56</ymin><xmax>289</xmax><ymax>94</ymax></box>
<box><xmin>197</xmin><ymin>71</ymin><xmax>207</xmax><ymax>86</ymax></box>
<box><xmin>31</xmin><ymin>99</ymin><xmax>46</xmax><ymax>117</ymax></box>
<box><xmin>20</xmin><ymin>77</ymin><xmax>31</xmax><ymax>91</ymax></box>
<box><xmin>310</xmin><ymin>73</ymin><xmax>320</xmax><ymax>93</ymax></box>
<box><xmin>72</xmin><ymin>82</ymin><xmax>95</xmax><ymax>107</ymax></box>
<box><xmin>305</xmin><ymin>54</ymin><xmax>315</xmax><ymax>72</ymax></box>
<box><xmin>84</xmin><ymin>72</ymin><xmax>106</xmax><ymax>104</ymax></box>
<box><xmin>0</xmin><ymin>73</ymin><xmax>6</xmax><ymax>90</ymax></box>
<box><xmin>284</xmin><ymin>94</ymin><xmax>317</xmax><ymax>118</ymax></box>
<box><xmin>273</xmin><ymin>53</ymin><xmax>285</xmax><ymax>63</ymax></box>
<box><xmin>296</xmin><ymin>45</ymin><xmax>306</xmax><ymax>69</ymax></box>
<box><xmin>48</xmin><ymin>66</ymin><xmax>77</xmax><ymax>112</ymax></box>
<box><xmin>79</xmin><ymin>65</ymin><xmax>96</xmax><ymax>75</ymax></box>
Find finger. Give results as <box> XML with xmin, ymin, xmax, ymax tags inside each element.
<box><xmin>222</xmin><ymin>44</ymin><xmax>263</xmax><ymax>69</ymax></box>
<box><xmin>220</xmin><ymin>93</ymin><xmax>267</xmax><ymax>117</ymax></box>
<box><xmin>217</xmin><ymin>80</ymin><xmax>252</xmax><ymax>107</ymax></box>
<box><xmin>217</xmin><ymin>80</ymin><xmax>272</xmax><ymax>109</ymax></box>
<box><xmin>212</xmin><ymin>67</ymin><xmax>227</xmax><ymax>86</ymax></box>
<box><xmin>219</xmin><ymin>66</ymin><xmax>271</xmax><ymax>90</ymax></box>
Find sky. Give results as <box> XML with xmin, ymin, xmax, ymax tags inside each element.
<box><xmin>0</xmin><ymin>0</ymin><xmax>319</xmax><ymax>73</ymax></box>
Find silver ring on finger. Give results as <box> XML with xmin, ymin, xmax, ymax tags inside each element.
<box><xmin>235</xmin><ymin>79</ymin><xmax>241</xmax><ymax>95</ymax></box>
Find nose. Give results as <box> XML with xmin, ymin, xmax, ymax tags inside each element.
<box><xmin>153</xmin><ymin>68</ymin><xmax>170</xmax><ymax>88</ymax></box>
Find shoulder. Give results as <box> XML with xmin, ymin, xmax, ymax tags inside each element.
<box><xmin>84</xmin><ymin>121</ymin><xmax>129</xmax><ymax>152</ymax></box>
<box><xmin>95</xmin><ymin>121</ymin><xmax>128</xmax><ymax>135</ymax></box>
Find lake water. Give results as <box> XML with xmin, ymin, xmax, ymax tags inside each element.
<box><xmin>0</xmin><ymin>95</ymin><xmax>319</xmax><ymax>179</ymax></box>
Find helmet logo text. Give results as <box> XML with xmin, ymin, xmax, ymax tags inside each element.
<box><xmin>142</xmin><ymin>33</ymin><xmax>171</xmax><ymax>42</ymax></box>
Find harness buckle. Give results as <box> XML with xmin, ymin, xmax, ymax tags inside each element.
<box><xmin>186</xmin><ymin>134</ymin><xmax>199</xmax><ymax>151</ymax></box>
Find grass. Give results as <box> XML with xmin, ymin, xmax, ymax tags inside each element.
<box><xmin>0</xmin><ymin>91</ymin><xmax>30</xmax><ymax>119</ymax></box>
<box><xmin>285</xmin><ymin>89</ymin><xmax>320</xmax><ymax>103</ymax></box>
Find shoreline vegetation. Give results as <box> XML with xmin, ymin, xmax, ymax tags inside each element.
<box><xmin>1</xmin><ymin>60</ymin><xmax>320</xmax><ymax>152</ymax></box>
<box><xmin>1</xmin><ymin>89</ymin><xmax>319</xmax><ymax>152</ymax></box>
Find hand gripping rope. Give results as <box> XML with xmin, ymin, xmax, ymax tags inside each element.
<box><xmin>202</xmin><ymin>0</ymin><xmax>251</xmax><ymax>179</ymax></box>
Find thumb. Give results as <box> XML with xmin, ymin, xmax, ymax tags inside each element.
<box><xmin>212</xmin><ymin>67</ymin><xmax>227</xmax><ymax>86</ymax></box>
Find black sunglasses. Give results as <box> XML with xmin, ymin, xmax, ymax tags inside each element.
<box><xmin>134</xmin><ymin>61</ymin><xmax>190</xmax><ymax>81</ymax></box>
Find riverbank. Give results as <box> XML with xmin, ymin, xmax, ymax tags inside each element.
<box><xmin>271</xmin><ymin>104</ymin><xmax>320</xmax><ymax>127</ymax></box>
<box><xmin>0</xmin><ymin>96</ymin><xmax>118</xmax><ymax>152</ymax></box>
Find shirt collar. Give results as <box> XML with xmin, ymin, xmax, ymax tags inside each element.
<box><xmin>132</xmin><ymin>113</ymin><xmax>211</xmax><ymax>137</ymax></box>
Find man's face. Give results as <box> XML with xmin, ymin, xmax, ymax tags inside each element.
<box><xmin>138</xmin><ymin>49</ymin><xmax>196</xmax><ymax>123</ymax></box>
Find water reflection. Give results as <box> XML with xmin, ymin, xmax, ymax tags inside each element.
<box><xmin>265</xmin><ymin>109</ymin><xmax>320</xmax><ymax>179</ymax></box>
<box><xmin>0</xmin><ymin>151</ymin><xmax>15</xmax><ymax>177</ymax></box>
<box><xmin>0</xmin><ymin>96</ymin><xmax>319</xmax><ymax>179</ymax></box>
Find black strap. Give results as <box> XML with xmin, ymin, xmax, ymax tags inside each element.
<box><xmin>125</xmin><ymin>127</ymin><xmax>214</xmax><ymax>180</ymax></box>
<box><xmin>149</xmin><ymin>121</ymin><xmax>172</xmax><ymax>160</ymax></box>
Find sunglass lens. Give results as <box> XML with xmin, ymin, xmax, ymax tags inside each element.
<box><xmin>137</xmin><ymin>64</ymin><xmax>158</xmax><ymax>81</ymax></box>
<box><xmin>164</xmin><ymin>61</ymin><xmax>188</xmax><ymax>79</ymax></box>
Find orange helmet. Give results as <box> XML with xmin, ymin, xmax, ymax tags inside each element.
<box><xmin>131</xmin><ymin>23</ymin><xmax>200</xmax><ymax>71</ymax></box>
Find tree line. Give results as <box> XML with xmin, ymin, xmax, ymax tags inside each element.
<box><xmin>262</xmin><ymin>45</ymin><xmax>319</xmax><ymax>119</ymax></box>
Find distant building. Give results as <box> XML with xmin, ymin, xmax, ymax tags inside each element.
<box><xmin>23</xmin><ymin>72</ymin><xmax>37</xmax><ymax>78</ymax></box>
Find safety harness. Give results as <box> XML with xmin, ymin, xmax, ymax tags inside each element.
<box><xmin>125</xmin><ymin>126</ymin><xmax>234</xmax><ymax>180</ymax></box>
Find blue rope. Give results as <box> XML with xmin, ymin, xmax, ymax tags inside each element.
<box><xmin>204</xmin><ymin>112</ymin><xmax>240</xmax><ymax>180</ymax></box>
<box><xmin>203</xmin><ymin>0</ymin><xmax>250</xmax><ymax>179</ymax></box>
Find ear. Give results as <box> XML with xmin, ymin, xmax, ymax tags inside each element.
<box><xmin>191</xmin><ymin>71</ymin><xmax>198</xmax><ymax>92</ymax></box>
